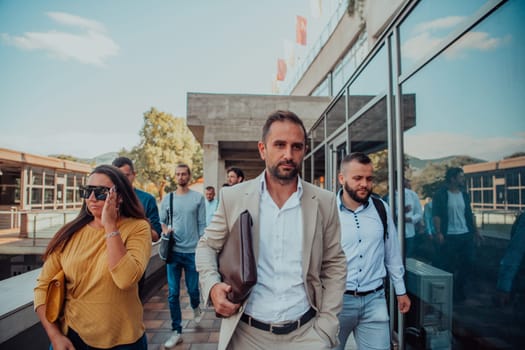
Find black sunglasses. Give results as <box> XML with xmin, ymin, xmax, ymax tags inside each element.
<box><xmin>79</xmin><ymin>186</ymin><xmax>111</xmax><ymax>201</ymax></box>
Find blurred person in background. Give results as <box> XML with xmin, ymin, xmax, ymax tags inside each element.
<box><xmin>433</xmin><ymin>167</ymin><xmax>482</xmax><ymax>302</ymax></box>
<box><xmin>112</xmin><ymin>156</ymin><xmax>161</xmax><ymax>242</ymax></box>
<box><xmin>204</xmin><ymin>186</ymin><xmax>218</xmax><ymax>226</ymax></box>
<box><xmin>227</xmin><ymin>167</ymin><xmax>245</xmax><ymax>186</ymax></box>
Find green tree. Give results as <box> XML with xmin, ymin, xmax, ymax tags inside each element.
<box><xmin>370</xmin><ymin>150</ymin><xmax>389</xmax><ymax>196</ymax></box>
<box><xmin>129</xmin><ymin>107</ymin><xmax>203</xmax><ymax>200</ymax></box>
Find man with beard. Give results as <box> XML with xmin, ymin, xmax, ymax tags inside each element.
<box><xmin>159</xmin><ymin>164</ymin><xmax>206</xmax><ymax>348</ymax></box>
<box><xmin>334</xmin><ymin>152</ymin><xmax>410</xmax><ymax>350</ymax></box>
<box><xmin>196</xmin><ymin>110</ymin><xmax>347</xmax><ymax>350</ymax></box>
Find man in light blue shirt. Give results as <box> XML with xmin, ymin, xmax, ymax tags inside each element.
<box><xmin>334</xmin><ymin>152</ymin><xmax>410</xmax><ymax>350</ymax></box>
<box><xmin>204</xmin><ymin>186</ymin><xmax>218</xmax><ymax>226</ymax></box>
<box><xmin>159</xmin><ymin>164</ymin><xmax>206</xmax><ymax>348</ymax></box>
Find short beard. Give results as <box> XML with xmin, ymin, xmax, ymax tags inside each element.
<box><xmin>268</xmin><ymin>161</ymin><xmax>299</xmax><ymax>181</ymax></box>
<box><xmin>344</xmin><ymin>182</ymin><xmax>370</xmax><ymax>204</ymax></box>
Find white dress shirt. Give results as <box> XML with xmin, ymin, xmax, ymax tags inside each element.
<box><xmin>244</xmin><ymin>175</ymin><xmax>311</xmax><ymax>322</ymax></box>
<box><xmin>404</xmin><ymin>188</ymin><xmax>423</xmax><ymax>238</ymax></box>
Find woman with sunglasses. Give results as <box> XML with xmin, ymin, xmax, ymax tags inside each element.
<box><xmin>34</xmin><ymin>165</ymin><xmax>151</xmax><ymax>350</ymax></box>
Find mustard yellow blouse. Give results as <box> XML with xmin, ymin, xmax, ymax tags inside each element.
<box><xmin>34</xmin><ymin>217</ymin><xmax>152</xmax><ymax>348</ymax></box>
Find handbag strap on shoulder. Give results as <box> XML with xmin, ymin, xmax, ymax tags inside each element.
<box><xmin>169</xmin><ymin>192</ymin><xmax>174</xmax><ymax>228</ymax></box>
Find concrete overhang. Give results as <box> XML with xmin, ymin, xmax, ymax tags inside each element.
<box><xmin>187</xmin><ymin>93</ymin><xmax>331</xmax><ymax>179</ymax></box>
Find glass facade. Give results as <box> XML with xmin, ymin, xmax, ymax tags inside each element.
<box><xmin>21</xmin><ymin>167</ymin><xmax>86</xmax><ymax>210</ymax></box>
<box><xmin>303</xmin><ymin>0</ymin><xmax>525</xmax><ymax>347</ymax></box>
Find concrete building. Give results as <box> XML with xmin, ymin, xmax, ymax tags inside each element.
<box><xmin>187</xmin><ymin>0</ymin><xmax>525</xmax><ymax>348</ymax></box>
<box><xmin>0</xmin><ymin>148</ymin><xmax>91</xmax><ymax>236</ymax></box>
<box><xmin>187</xmin><ymin>93</ymin><xmax>330</xmax><ymax>190</ymax></box>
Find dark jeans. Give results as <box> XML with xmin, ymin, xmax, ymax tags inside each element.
<box><xmin>50</xmin><ymin>328</ymin><xmax>147</xmax><ymax>350</ymax></box>
<box><xmin>166</xmin><ymin>252</ymin><xmax>201</xmax><ymax>332</ymax></box>
<box><xmin>435</xmin><ymin>232</ymin><xmax>474</xmax><ymax>301</ymax></box>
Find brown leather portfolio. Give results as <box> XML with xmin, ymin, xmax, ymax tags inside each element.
<box><xmin>218</xmin><ymin>209</ymin><xmax>257</xmax><ymax>304</ymax></box>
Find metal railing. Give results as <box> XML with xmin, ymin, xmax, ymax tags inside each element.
<box><xmin>0</xmin><ymin>209</ymin><xmax>79</xmax><ymax>246</ymax></box>
<box><xmin>0</xmin><ymin>207</ymin><xmax>21</xmax><ymax>230</ymax></box>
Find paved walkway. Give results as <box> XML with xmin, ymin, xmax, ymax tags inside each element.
<box><xmin>143</xmin><ymin>281</ymin><xmax>357</xmax><ymax>350</ymax></box>
<box><xmin>144</xmin><ymin>283</ymin><xmax>220</xmax><ymax>350</ymax></box>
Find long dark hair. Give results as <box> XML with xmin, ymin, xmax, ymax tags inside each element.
<box><xmin>43</xmin><ymin>165</ymin><xmax>146</xmax><ymax>260</ymax></box>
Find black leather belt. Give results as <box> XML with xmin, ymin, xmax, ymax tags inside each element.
<box><xmin>240</xmin><ymin>307</ymin><xmax>316</xmax><ymax>335</ymax></box>
<box><xmin>345</xmin><ymin>285</ymin><xmax>383</xmax><ymax>296</ymax></box>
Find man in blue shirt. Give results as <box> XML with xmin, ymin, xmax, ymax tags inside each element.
<box><xmin>334</xmin><ymin>152</ymin><xmax>410</xmax><ymax>350</ymax></box>
<box><xmin>204</xmin><ymin>186</ymin><xmax>218</xmax><ymax>226</ymax></box>
<box><xmin>112</xmin><ymin>156</ymin><xmax>161</xmax><ymax>241</ymax></box>
<box><xmin>159</xmin><ymin>164</ymin><xmax>206</xmax><ymax>348</ymax></box>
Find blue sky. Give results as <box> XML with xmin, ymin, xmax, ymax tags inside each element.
<box><xmin>0</xmin><ymin>0</ymin><xmax>330</xmax><ymax>158</ymax></box>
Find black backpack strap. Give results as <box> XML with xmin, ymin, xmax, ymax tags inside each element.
<box><xmin>372</xmin><ymin>196</ymin><xmax>388</xmax><ymax>241</ymax></box>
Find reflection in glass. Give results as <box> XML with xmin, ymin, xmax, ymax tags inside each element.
<box><xmin>311</xmin><ymin>117</ymin><xmax>325</xmax><ymax>149</ymax></box>
<box><xmin>326</xmin><ymin>92</ymin><xmax>346</xmax><ymax>137</ymax></box>
<box><xmin>349</xmin><ymin>97</ymin><xmax>388</xmax><ymax>155</ymax></box>
<box><xmin>313</xmin><ymin>146</ymin><xmax>326</xmax><ymax>189</ymax></box>
<box><xmin>348</xmin><ymin>45</ymin><xmax>387</xmax><ymax>117</ymax></box>
<box><xmin>304</xmin><ymin>155</ymin><xmax>312</xmax><ymax>183</ymax></box>
<box><xmin>399</xmin><ymin>0</ymin><xmax>489</xmax><ymax>74</ymax></box>
<box><xmin>401</xmin><ymin>1</ymin><xmax>525</xmax><ymax>348</ymax></box>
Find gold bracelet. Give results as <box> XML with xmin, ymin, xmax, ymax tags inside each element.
<box><xmin>105</xmin><ymin>231</ymin><xmax>120</xmax><ymax>239</ymax></box>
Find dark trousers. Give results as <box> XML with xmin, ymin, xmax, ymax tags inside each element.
<box><xmin>50</xmin><ymin>328</ymin><xmax>148</xmax><ymax>350</ymax></box>
<box><xmin>435</xmin><ymin>232</ymin><xmax>474</xmax><ymax>301</ymax></box>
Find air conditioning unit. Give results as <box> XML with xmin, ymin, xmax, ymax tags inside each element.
<box><xmin>405</xmin><ymin>258</ymin><xmax>453</xmax><ymax>350</ymax></box>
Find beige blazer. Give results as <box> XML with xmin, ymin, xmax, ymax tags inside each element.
<box><xmin>196</xmin><ymin>174</ymin><xmax>347</xmax><ymax>350</ymax></box>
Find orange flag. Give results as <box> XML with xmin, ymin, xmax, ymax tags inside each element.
<box><xmin>296</xmin><ymin>15</ymin><xmax>307</xmax><ymax>45</ymax></box>
<box><xmin>277</xmin><ymin>58</ymin><xmax>287</xmax><ymax>81</ymax></box>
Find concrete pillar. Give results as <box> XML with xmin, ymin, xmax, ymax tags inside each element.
<box><xmin>203</xmin><ymin>143</ymin><xmax>220</xmax><ymax>192</ymax></box>
<box><xmin>19</xmin><ymin>212</ymin><xmax>28</xmax><ymax>238</ymax></box>
<box><xmin>218</xmin><ymin>160</ymin><xmax>226</xmax><ymax>188</ymax></box>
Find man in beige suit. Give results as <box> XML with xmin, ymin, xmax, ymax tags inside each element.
<box><xmin>196</xmin><ymin>110</ymin><xmax>347</xmax><ymax>350</ymax></box>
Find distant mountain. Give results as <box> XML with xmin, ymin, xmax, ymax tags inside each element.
<box><xmin>76</xmin><ymin>152</ymin><xmax>119</xmax><ymax>166</ymax></box>
<box><xmin>93</xmin><ymin>152</ymin><xmax>119</xmax><ymax>165</ymax></box>
<box><xmin>407</xmin><ymin>155</ymin><xmax>486</xmax><ymax>172</ymax></box>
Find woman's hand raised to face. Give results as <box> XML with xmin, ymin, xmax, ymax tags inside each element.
<box><xmin>102</xmin><ymin>186</ymin><xmax>120</xmax><ymax>230</ymax></box>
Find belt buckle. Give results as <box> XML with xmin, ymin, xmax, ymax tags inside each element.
<box><xmin>270</xmin><ymin>322</ymin><xmax>296</xmax><ymax>335</ymax></box>
<box><xmin>270</xmin><ymin>324</ymin><xmax>282</xmax><ymax>334</ymax></box>
<box><xmin>353</xmin><ymin>290</ymin><xmax>358</xmax><ymax>297</ymax></box>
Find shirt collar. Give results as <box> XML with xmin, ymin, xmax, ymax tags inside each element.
<box><xmin>259</xmin><ymin>170</ymin><xmax>303</xmax><ymax>199</ymax></box>
<box><xmin>337</xmin><ymin>188</ymin><xmax>371</xmax><ymax>213</ymax></box>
